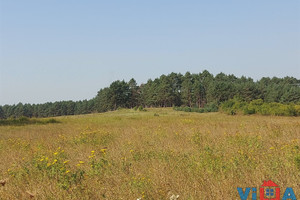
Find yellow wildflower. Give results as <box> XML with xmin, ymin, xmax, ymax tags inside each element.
<box><xmin>100</xmin><ymin>148</ymin><xmax>107</xmax><ymax>154</ymax></box>
<box><xmin>63</xmin><ymin>160</ymin><xmax>69</xmax><ymax>164</ymax></box>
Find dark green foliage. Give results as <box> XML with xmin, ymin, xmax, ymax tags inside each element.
<box><xmin>1</xmin><ymin>70</ymin><xmax>300</xmax><ymax>118</ymax></box>
<box><xmin>173</xmin><ymin>102</ymin><xmax>219</xmax><ymax>113</ymax></box>
<box><xmin>138</xmin><ymin>106</ymin><xmax>146</xmax><ymax>111</ymax></box>
<box><xmin>174</xmin><ymin>107</ymin><xmax>192</xmax><ymax>112</ymax></box>
<box><xmin>202</xmin><ymin>102</ymin><xmax>218</xmax><ymax>112</ymax></box>
<box><xmin>0</xmin><ymin>106</ymin><xmax>5</xmax><ymax>119</ymax></box>
<box><xmin>0</xmin><ymin>117</ymin><xmax>59</xmax><ymax>126</ymax></box>
<box><xmin>128</xmin><ymin>78</ymin><xmax>139</xmax><ymax>108</ymax></box>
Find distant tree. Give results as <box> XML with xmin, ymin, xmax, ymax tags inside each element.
<box><xmin>280</xmin><ymin>86</ymin><xmax>300</xmax><ymax>103</ymax></box>
<box><xmin>14</xmin><ymin>103</ymin><xmax>24</xmax><ymax>118</ymax></box>
<box><xmin>66</xmin><ymin>101</ymin><xmax>76</xmax><ymax>115</ymax></box>
<box><xmin>128</xmin><ymin>78</ymin><xmax>139</xmax><ymax>108</ymax></box>
<box><xmin>192</xmin><ymin>75</ymin><xmax>205</xmax><ymax>108</ymax></box>
<box><xmin>236</xmin><ymin>77</ymin><xmax>259</xmax><ymax>102</ymax></box>
<box><xmin>95</xmin><ymin>87</ymin><xmax>113</xmax><ymax>112</ymax></box>
<box><xmin>168</xmin><ymin>72</ymin><xmax>182</xmax><ymax>106</ymax></box>
<box><xmin>23</xmin><ymin>103</ymin><xmax>33</xmax><ymax>118</ymax></box>
<box><xmin>157</xmin><ymin>75</ymin><xmax>174</xmax><ymax>107</ymax></box>
<box><xmin>0</xmin><ymin>106</ymin><xmax>5</xmax><ymax>119</ymax></box>
<box><xmin>199</xmin><ymin>70</ymin><xmax>214</xmax><ymax>105</ymax></box>
<box><xmin>109</xmin><ymin>80</ymin><xmax>130</xmax><ymax>109</ymax></box>
<box><xmin>139</xmin><ymin>79</ymin><xmax>159</xmax><ymax>107</ymax></box>
<box><xmin>181</xmin><ymin>72</ymin><xmax>194</xmax><ymax>107</ymax></box>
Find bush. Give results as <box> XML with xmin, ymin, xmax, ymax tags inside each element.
<box><xmin>244</xmin><ymin>99</ymin><xmax>264</xmax><ymax>114</ymax></box>
<box><xmin>138</xmin><ymin>106</ymin><xmax>147</xmax><ymax>111</ymax></box>
<box><xmin>19</xmin><ymin>116</ymin><xmax>30</xmax><ymax>122</ymax></box>
<box><xmin>0</xmin><ymin>117</ymin><xmax>60</xmax><ymax>126</ymax></box>
<box><xmin>295</xmin><ymin>105</ymin><xmax>300</xmax><ymax>116</ymax></box>
<box><xmin>173</xmin><ymin>105</ymin><xmax>218</xmax><ymax>113</ymax></box>
<box><xmin>45</xmin><ymin>119</ymin><xmax>59</xmax><ymax>124</ymax></box>
<box><xmin>184</xmin><ymin>107</ymin><xmax>192</xmax><ymax>112</ymax></box>
<box><xmin>204</xmin><ymin>103</ymin><xmax>219</xmax><ymax>112</ymax></box>
<box><xmin>191</xmin><ymin>107</ymin><xmax>204</xmax><ymax>113</ymax></box>
<box><xmin>243</xmin><ymin>107</ymin><xmax>255</xmax><ymax>115</ymax></box>
<box><xmin>287</xmin><ymin>104</ymin><xmax>297</xmax><ymax>116</ymax></box>
<box><xmin>221</xmin><ymin>98</ymin><xmax>300</xmax><ymax>116</ymax></box>
<box><xmin>220</xmin><ymin>99</ymin><xmax>238</xmax><ymax>115</ymax></box>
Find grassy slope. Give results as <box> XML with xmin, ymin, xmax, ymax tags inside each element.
<box><xmin>0</xmin><ymin>108</ymin><xmax>299</xmax><ymax>199</ymax></box>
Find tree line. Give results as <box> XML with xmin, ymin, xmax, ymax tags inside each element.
<box><xmin>1</xmin><ymin>70</ymin><xmax>300</xmax><ymax>119</ymax></box>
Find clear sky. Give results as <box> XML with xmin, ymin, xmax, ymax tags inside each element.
<box><xmin>0</xmin><ymin>1</ymin><xmax>299</xmax><ymax>105</ymax></box>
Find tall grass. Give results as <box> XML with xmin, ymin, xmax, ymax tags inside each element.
<box><xmin>0</xmin><ymin>108</ymin><xmax>299</xmax><ymax>199</ymax></box>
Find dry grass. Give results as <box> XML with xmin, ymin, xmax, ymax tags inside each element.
<box><xmin>0</xmin><ymin>108</ymin><xmax>299</xmax><ymax>199</ymax></box>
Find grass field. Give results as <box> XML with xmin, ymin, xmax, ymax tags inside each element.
<box><xmin>0</xmin><ymin>108</ymin><xmax>299</xmax><ymax>199</ymax></box>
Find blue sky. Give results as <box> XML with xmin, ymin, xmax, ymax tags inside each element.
<box><xmin>0</xmin><ymin>1</ymin><xmax>299</xmax><ymax>105</ymax></box>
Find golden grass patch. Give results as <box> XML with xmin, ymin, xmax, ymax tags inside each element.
<box><xmin>0</xmin><ymin>108</ymin><xmax>299</xmax><ymax>199</ymax></box>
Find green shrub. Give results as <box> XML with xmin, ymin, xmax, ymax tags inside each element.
<box><xmin>173</xmin><ymin>105</ymin><xmax>218</xmax><ymax>113</ymax></box>
<box><xmin>138</xmin><ymin>106</ymin><xmax>147</xmax><ymax>111</ymax></box>
<box><xmin>0</xmin><ymin>117</ymin><xmax>60</xmax><ymax>126</ymax></box>
<box><xmin>222</xmin><ymin>98</ymin><xmax>300</xmax><ymax>116</ymax></box>
<box><xmin>19</xmin><ymin>116</ymin><xmax>30</xmax><ymax>122</ymax></box>
<box><xmin>295</xmin><ymin>105</ymin><xmax>300</xmax><ymax>116</ymax></box>
<box><xmin>184</xmin><ymin>107</ymin><xmax>192</xmax><ymax>112</ymax></box>
<box><xmin>138</xmin><ymin>106</ymin><xmax>143</xmax><ymax>111</ymax></box>
<box><xmin>287</xmin><ymin>104</ymin><xmax>297</xmax><ymax>116</ymax></box>
<box><xmin>45</xmin><ymin>119</ymin><xmax>59</xmax><ymax>124</ymax></box>
<box><xmin>204</xmin><ymin>103</ymin><xmax>219</xmax><ymax>112</ymax></box>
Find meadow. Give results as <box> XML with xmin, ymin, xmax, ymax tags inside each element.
<box><xmin>0</xmin><ymin>108</ymin><xmax>299</xmax><ymax>199</ymax></box>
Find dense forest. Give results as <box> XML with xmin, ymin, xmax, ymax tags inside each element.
<box><xmin>1</xmin><ymin>70</ymin><xmax>300</xmax><ymax>119</ymax></box>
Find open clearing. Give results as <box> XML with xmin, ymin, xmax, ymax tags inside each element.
<box><xmin>0</xmin><ymin>108</ymin><xmax>299</xmax><ymax>199</ymax></box>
